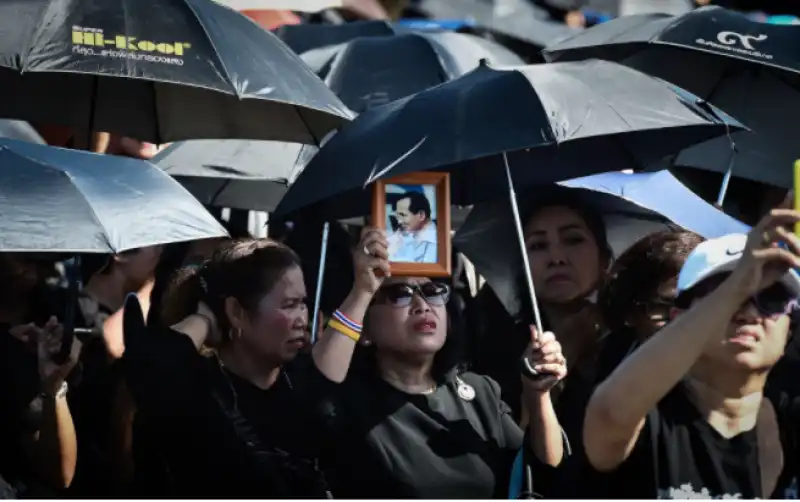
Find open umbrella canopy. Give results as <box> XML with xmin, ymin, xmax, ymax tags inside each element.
<box><xmin>0</xmin><ymin>0</ymin><xmax>353</xmax><ymax>144</ymax></box>
<box><xmin>0</xmin><ymin>138</ymin><xmax>228</xmax><ymax>253</ymax></box>
<box><xmin>274</xmin><ymin>59</ymin><xmax>745</xmax><ymax>220</ymax></box>
<box><xmin>310</xmin><ymin>32</ymin><xmax>524</xmax><ymax>108</ymax></box>
<box><xmin>544</xmin><ymin>6</ymin><xmax>800</xmax><ymax>188</ymax></box>
<box><xmin>160</xmin><ymin>31</ymin><xmax>522</xmax><ymax>211</ymax></box>
<box><xmin>154</xmin><ymin>139</ymin><xmax>318</xmax><ymax>212</ymax></box>
<box><xmin>276</xmin><ymin>19</ymin><xmax>400</xmax><ymax>55</ymax></box>
<box><xmin>454</xmin><ymin>170</ymin><xmax>749</xmax><ymax>316</ymax></box>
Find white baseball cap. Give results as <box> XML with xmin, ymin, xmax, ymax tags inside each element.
<box><xmin>677</xmin><ymin>233</ymin><xmax>800</xmax><ymax>299</ymax></box>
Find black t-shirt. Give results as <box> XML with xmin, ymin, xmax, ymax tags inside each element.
<box><xmin>579</xmin><ymin>384</ymin><xmax>800</xmax><ymax>499</ymax></box>
<box><xmin>123</xmin><ymin>326</ymin><xmax>328</xmax><ymax>498</ymax></box>
<box><xmin>312</xmin><ymin>366</ymin><xmax>524</xmax><ymax>499</ymax></box>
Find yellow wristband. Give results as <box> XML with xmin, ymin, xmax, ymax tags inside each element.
<box><xmin>328</xmin><ymin>319</ymin><xmax>361</xmax><ymax>342</ymax></box>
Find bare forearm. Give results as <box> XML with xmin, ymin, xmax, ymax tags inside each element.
<box><xmin>585</xmin><ymin>281</ymin><xmax>743</xmax><ymax>469</ymax></box>
<box><xmin>525</xmin><ymin>393</ymin><xmax>564</xmax><ymax>467</ymax></box>
<box><xmin>311</xmin><ymin>290</ymin><xmax>372</xmax><ymax>383</ymax></box>
<box><xmin>36</xmin><ymin>395</ymin><xmax>77</xmax><ymax>489</ymax></box>
<box><xmin>590</xmin><ymin>281</ymin><xmax>741</xmax><ymax>428</ymax></box>
<box><xmin>171</xmin><ymin>314</ymin><xmax>213</xmax><ymax>350</ymax></box>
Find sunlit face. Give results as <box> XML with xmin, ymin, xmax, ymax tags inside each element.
<box><xmin>683</xmin><ymin>276</ymin><xmax>793</xmax><ymax>372</ymax></box>
<box><xmin>237</xmin><ymin>266</ymin><xmax>309</xmax><ymax>364</ymax></box>
<box><xmin>395</xmin><ymin>198</ymin><xmax>427</xmax><ymax>233</ymax></box>
<box><xmin>524</xmin><ymin>205</ymin><xmax>604</xmax><ymax>305</ymax></box>
<box><xmin>365</xmin><ymin>277</ymin><xmax>449</xmax><ymax>357</ymax></box>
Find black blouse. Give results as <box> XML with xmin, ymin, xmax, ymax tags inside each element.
<box><xmin>123</xmin><ymin>325</ymin><xmax>329</xmax><ymax>498</ymax></box>
<box><xmin>313</xmin><ymin>366</ymin><xmax>524</xmax><ymax>499</ymax></box>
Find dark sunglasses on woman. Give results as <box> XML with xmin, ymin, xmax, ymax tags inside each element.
<box><xmin>678</xmin><ymin>273</ymin><xmax>799</xmax><ymax>317</ymax></box>
<box><xmin>374</xmin><ymin>283</ymin><xmax>451</xmax><ymax>307</ymax></box>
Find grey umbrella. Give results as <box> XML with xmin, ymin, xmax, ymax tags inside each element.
<box><xmin>154</xmin><ymin>140</ymin><xmax>318</xmax><ymax>212</ymax></box>
<box><xmin>0</xmin><ymin>138</ymin><xmax>227</xmax><ymax>253</ymax></box>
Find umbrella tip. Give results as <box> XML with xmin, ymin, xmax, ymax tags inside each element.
<box><xmin>479</xmin><ymin>58</ymin><xmax>490</xmax><ymax>67</ymax></box>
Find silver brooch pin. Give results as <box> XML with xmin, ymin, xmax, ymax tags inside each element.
<box><xmin>456</xmin><ymin>377</ymin><xmax>475</xmax><ymax>402</ymax></box>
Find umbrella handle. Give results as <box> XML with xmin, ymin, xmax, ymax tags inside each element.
<box><xmin>519</xmin><ymin>355</ymin><xmax>540</xmax><ymax>380</ymax></box>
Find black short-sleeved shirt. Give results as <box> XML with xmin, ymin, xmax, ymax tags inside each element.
<box><xmin>580</xmin><ymin>384</ymin><xmax>800</xmax><ymax>499</ymax></box>
<box><xmin>311</xmin><ymin>367</ymin><xmax>524</xmax><ymax>499</ymax></box>
<box><xmin>124</xmin><ymin>326</ymin><xmax>328</xmax><ymax>498</ymax></box>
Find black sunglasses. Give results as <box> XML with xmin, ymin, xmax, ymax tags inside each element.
<box><xmin>680</xmin><ymin>274</ymin><xmax>798</xmax><ymax>317</ymax></box>
<box><xmin>374</xmin><ymin>283</ymin><xmax>451</xmax><ymax>308</ymax></box>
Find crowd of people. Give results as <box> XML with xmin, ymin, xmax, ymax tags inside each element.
<box><xmin>2</xmin><ymin>0</ymin><xmax>800</xmax><ymax>500</ymax></box>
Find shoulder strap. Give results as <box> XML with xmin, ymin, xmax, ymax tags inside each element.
<box><xmin>757</xmin><ymin>398</ymin><xmax>784</xmax><ymax>498</ymax></box>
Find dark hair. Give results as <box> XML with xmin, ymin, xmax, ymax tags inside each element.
<box><xmin>524</xmin><ymin>196</ymin><xmax>613</xmax><ymax>265</ymax></box>
<box><xmin>395</xmin><ymin>191</ymin><xmax>431</xmax><ymax>221</ymax></box>
<box><xmin>159</xmin><ymin>239</ymin><xmax>301</xmax><ymax>335</ymax></box>
<box><xmin>599</xmin><ymin>230</ymin><xmax>704</xmax><ymax>332</ymax></box>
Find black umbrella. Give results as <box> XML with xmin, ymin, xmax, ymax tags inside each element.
<box><xmin>158</xmin><ymin>31</ymin><xmax>523</xmax><ymax>211</ymax></box>
<box><xmin>543</xmin><ymin>6</ymin><xmax>800</xmax><ymax>193</ymax></box>
<box><xmin>0</xmin><ymin>138</ymin><xmax>227</xmax><ymax>253</ymax></box>
<box><xmin>275</xmin><ymin>19</ymin><xmax>399</xmax><ymax>55</ymax></box>
<box><xmin>307</xmin><ymin>32</ymin><xmax>524</xmax><ymax>109</ymax></box>
<box><xmin>273</xmin><ymin>59</ymin><xmax>745</xmax><ymax>220</ymax></box>
<box><xmin>0</xmin><ymin>0</ymin><xmax>352</xmax><ymax>144</ymax></box>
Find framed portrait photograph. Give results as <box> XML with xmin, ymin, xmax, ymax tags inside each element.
<box><xmin>371</xmin><ymin>171</ymin><xmax>451</xmax><ymax>277</ymax></box>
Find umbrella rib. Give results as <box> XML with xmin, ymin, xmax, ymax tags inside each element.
<box><xmin>293</xmin><ymin>107</ymin><xmax>320</xmax><ymax>146</ymax></box>
<box><xmin>8</xmin><ymin>150</ymin><xmax>115</xmax><ymax>252</ymax></box>
<box><xmin>181</xmin><ymin>0</ymin><xmax>242</xmax><ymax>99</ymax></box>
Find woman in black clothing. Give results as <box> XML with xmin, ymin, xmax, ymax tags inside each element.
<box><xmin>122</xmin><ymin>238</ymin><xmax>329</xmax><ymax>498</ymax></box>
<box><xmin>309</xmin><ymin>227</ymin><xmax>568</xmax><ymax>499</ymax></box>
<box><xmin>583</xmin><ymin>212</ymin><xmax>800</xmax><ymax>498</ymax></box>
<box><xmin>472</xmin><ymin>199</ymin><xmax>611</xmax><ymax>423</ymax></box>
<box><xmin>0</xmin><ymin>254</ymin><xmax>82</xmax><ymax>497</ymax></box>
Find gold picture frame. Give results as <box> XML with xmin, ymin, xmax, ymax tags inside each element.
<box><xmin>371</xmin><ymin>171</ymin><xmax>451</xmax><ymax>278</ymax></box>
